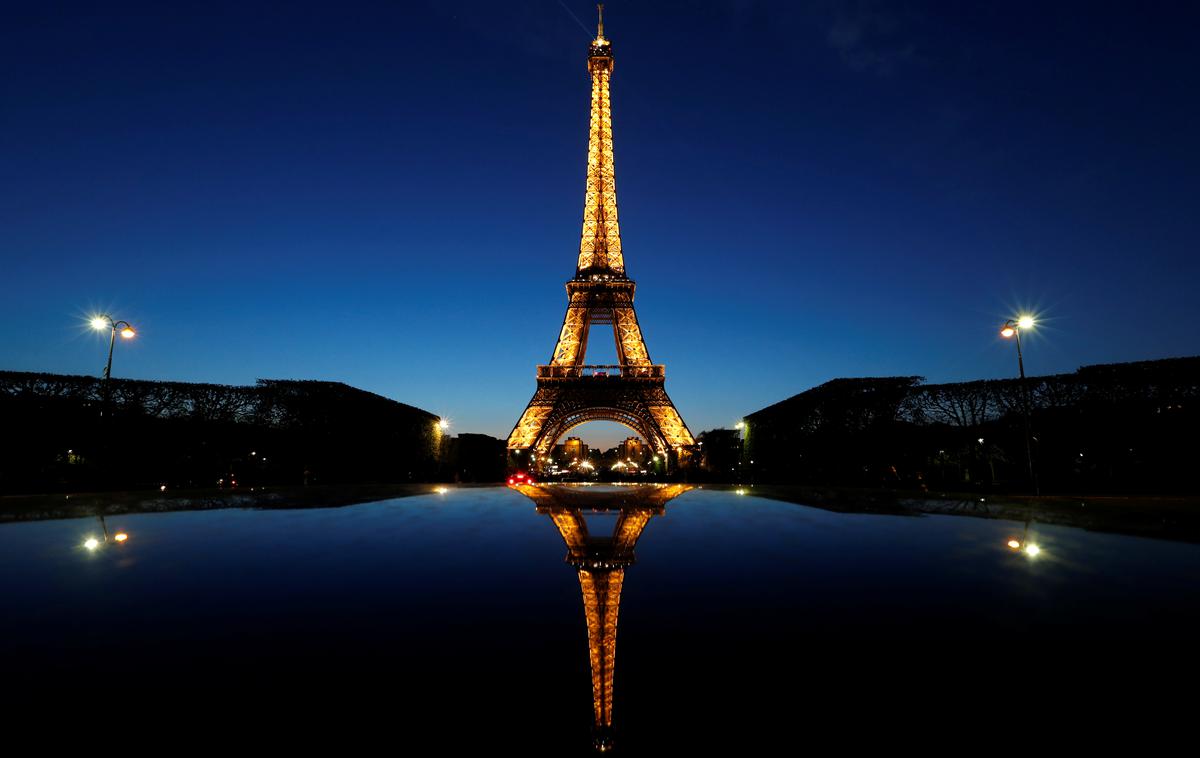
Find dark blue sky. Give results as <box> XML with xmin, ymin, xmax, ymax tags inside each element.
<box><xmin>3</xmin><ymin>1</ymin><xmax>1198</xmax><ymax>447</ymax></box>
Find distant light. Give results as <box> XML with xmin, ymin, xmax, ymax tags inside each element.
<box><xmin>120</xmin><ymin>326</ymin><xmax>136</xmax><ymax>339</ymax></box>
<box><xmin>90</xmin><ymin>317</ymin><xmax>108</xmax><ymax>331</ymax></box>
<box><xmin>114</xmin><ymin>532</ymin><xmax>128</xmax><ymax>543</ymax></box>
<box><xmin>1024</xmin><ymin>543</ymin><xmax>1041</xmax><ymax>557</ymax></box>
<box><xmin>1000</xmin><ymin>326</ymin><xmax>1016</xmax><ymax>338</ymax></box>
<box><xmin>434</xmin><ymin>486</ymin><xmax>448</xmax><ymax>495</ymax></box>
<box><xmin>1007</xmin><ymin>539</ymin><xmax>1021</xmax><ymax>550</ymax></box>
<box><xmin>160</xmin><ymin>484</ymin><xmax>167</xmax><ymax>492</ymax></box>
<box><xmin>84</xmin><ymin>537</ymin><xmax>100</xmax><ymax>551</ymax></box>
<box><xmin>437</xmin><ymin>418</ymin><xmax>450</xmax><ymax>431</ymax></box>
<box><xmin>1017</xmin><ymin>315</ymin><xmax>1035</xmax><ymax>330</ymax></box>
<box><xmin>735</xmin><ymin>489</ymin><xmax>746</xmax><ymax>496</ymax></box>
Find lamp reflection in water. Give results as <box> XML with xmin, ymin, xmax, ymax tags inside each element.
<box><xmin>82</xmin><ymin>514</ymin><xmax>129</xmax><ymax>551</ymax></box>
<box><xmin>1006</xmin><ymin>519</ymin><xmax>1042</xmax><ymax>558</ymax></box>
<box><xmin>511</xmin><ymin>482</ymin><xmax>692</xmax><ymax>753</ymax></box>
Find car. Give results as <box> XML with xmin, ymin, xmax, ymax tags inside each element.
<box><xmin>507</xmin><ymin>471</ymin><xmax>536</xmax><ymax>486</ymax></box>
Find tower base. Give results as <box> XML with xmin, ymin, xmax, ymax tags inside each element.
<box><xmin>508</xmin><ymin>370</ymin><xmax>692</xmax><ymax>460</ymax></box>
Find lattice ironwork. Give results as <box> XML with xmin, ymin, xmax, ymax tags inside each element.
<box><xmin>515</xmin><ymin>482</ymin><xmax>693</xmax><ymax>746</ymax></box>
<box><xmin>511</xmin><ymin>380</ymin><xmax>691</xmax><ymax>456</ymax></box>
<box><xmin>576</xmin><ymin>31</ymin><xmax>622</xmax><ymax>277</ymax></box>
<box><xmin>508</xmin><ymin>14</ymin><xmax>693</xmax><ymax>459</ymax></box>
<box><xmin>579</xmin><ymin>568</ymin><xmax>622</xmax><ymax>729</ymax></box>
<box><xmin>518</xmin><ymin>482</ymin><xmax>690</xmax><ymax>513</ymax></box>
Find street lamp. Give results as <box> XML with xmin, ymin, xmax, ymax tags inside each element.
<box><xmin>1000</xmin><ymin>315</ymin><xmax>1038</xmax><ymax>495</ymax></box>
<box><xmin>90</xmin><ymin>314</ymin><xmax>136</xmax><ymax>382</ymax></box>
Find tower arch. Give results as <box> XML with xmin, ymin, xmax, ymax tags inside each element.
<box><xmin>538</xmin><ymin>408</ymin><xmax>665</xmax><ymax>457</ymax></box>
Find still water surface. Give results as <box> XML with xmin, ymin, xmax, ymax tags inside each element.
<box><xmin>2</xmin><ymin>484</ymin><xmax>1197</xmax><ymax>752</ymax></box>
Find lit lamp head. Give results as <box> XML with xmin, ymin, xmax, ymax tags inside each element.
<box><xmin>1000</xmin><ymin>315</ymin><xmax>1034</xmax><ymax>338</ymax></box>
<box><xmin>120</xmin><ymin>326</ymin><xmax>136</xmax><ymax>339</ymax></box>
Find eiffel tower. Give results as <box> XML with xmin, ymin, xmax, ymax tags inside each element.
<box><xmin>514</xmin><ymin>483</ymin><xmax>693</xmax><ymax>752</ymax></box>
<box><xmin>508</xmin><ymin>6</ymin><xmax>694</xmax><ymax>464</ymax></box>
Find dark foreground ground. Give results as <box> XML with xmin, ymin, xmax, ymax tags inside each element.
<box><xmin>1</xmin><ymin>484</ymin><xmax>1196</xmax><ymax>753</ymax></box>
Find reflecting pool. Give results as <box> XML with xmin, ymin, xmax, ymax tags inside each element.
<box><xmin>2</xmin><ymin>484</ymin><xmax>1197</xmax><ymax>752</ymax></box>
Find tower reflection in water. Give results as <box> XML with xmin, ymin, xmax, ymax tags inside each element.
<box><xmin>511</xmin><ymin>483</ymin><xmax>692</xmax><ymax>753</ymax></box>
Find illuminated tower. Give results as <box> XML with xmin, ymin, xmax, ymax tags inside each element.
<box><xmin>516</xmin><ymin>482</ymin><xmax>691</xmax><ymax>752</ymax></box>
<box><xmin>508</xmin><ymin>6</ymin><xmax>694</xmax><ymax>464</ymax></box>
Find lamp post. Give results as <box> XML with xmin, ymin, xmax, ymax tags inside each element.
<box><xmin>90</xmin><ymin>314</ymin><xmax>136</xmax><ymax>382</ymax></box>
<box><xmin>90</xmin><ymin>314</ymin><xmax>135</xmax><ymax>422</ymax></box>
<box><xmin>1000</xmin><ymin>316</ymin><xmax>1038</xmax><ymax>495</ymax></box>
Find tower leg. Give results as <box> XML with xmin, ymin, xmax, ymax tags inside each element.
<box><xmin>508</xmin><ymin>378</ymin><xmax>691</xmax><ymax>463</ymax></box>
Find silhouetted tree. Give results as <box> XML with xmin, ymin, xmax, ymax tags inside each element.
<box><xmin>744</xmin><ymin>357</ymin><xmax>1200</xmax><ymax>494</ymax></box>
<box><xmin>0</xmin><ymin>371</ymin><xmax>443</xmax><ymax>494</ymax></box>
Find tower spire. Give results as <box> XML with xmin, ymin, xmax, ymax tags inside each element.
<box><xmin>580</xmin><ymin>5</ymin><xmax>620</xmax><ymax>278</ymax></box>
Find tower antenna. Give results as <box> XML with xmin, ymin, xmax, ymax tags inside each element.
<box><xmin>597</xmin><ymin>4</ymin><xmax>604</xmax><ymax>38</ymax></box>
